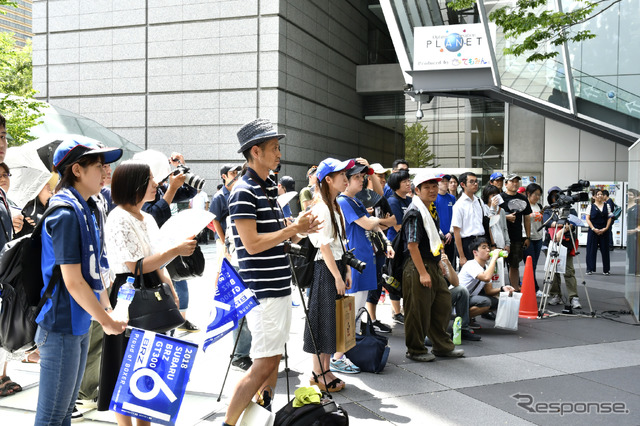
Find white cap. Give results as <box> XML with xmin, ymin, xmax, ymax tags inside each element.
<box><xmin>132</xmin><ymin>149</ymin><xmax>172</xmax><ymax>182</ymax></box>
<box><xmin>370</xmin><ymin>163</ymin><xmax>391</xmax><ymax>175</ymax></box>
<box><xmin>413</xmin><ymin>170</ymin><xmax>443</xmax><ymax>187</ymax></box>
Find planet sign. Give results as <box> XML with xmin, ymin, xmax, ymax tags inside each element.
<box><xmin>426</xmin><ymin>33</ymin><xmax>482</xmax><ymax>52</ymax></box>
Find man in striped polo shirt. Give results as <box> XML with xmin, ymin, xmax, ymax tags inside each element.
<box><xmin>223</xmin><ymin>119</ymin><xmax>320</xmax><ymax>426</ymax></box>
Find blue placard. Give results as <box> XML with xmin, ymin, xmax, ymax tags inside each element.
<box><xmin>203</xmin><ymin>258</ymin><xmax>259</xmax><ymax>352</ymax></box>
<box><xmin>110</xmin><ymin>328</ymin><xmax>198</xmax><ymax>425</ymax></box>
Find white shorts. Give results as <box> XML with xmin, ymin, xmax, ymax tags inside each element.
<box><xmin>245</xmin><ymin>295</ymin><xmax>292</xmax><ymax>359</ymax></box>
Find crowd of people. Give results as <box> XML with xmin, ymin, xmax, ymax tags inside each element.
<box><xmin>0</xmin><ymin>113</ymin><xmax>627</xmax><ymax>426</ymax></box>
<box><xmin>218</xmin><ymin>119</ymin><xmax>625</xmax><ymax>426</ymax></box>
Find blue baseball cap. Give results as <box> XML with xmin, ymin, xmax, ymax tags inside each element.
<box><xmin>548</xmin><ymin>186</ymin><xmax>562</xmax><ymax>195</ymax></box>
<box><xmin>439</xmin><ymin>173</ymin><xmax>451</xmax><ymax>180</ymax></box>
<box><xmin>53</xmin><ymin>139</ymin><xmax>123</xmax><ymax>176</ymax></box>
<box><xmin>316</xmin><ymin>158</ymin><xmax>355</xmax><ymax>182</ymax></box>
<box><xmin>490</xmin><ymin>172</ymin><xmax>504</xmax><ymax>181</ymax></box>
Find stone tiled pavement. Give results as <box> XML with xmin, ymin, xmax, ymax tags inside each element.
<box><xmin>1</xmin><ymin>245</ymin><xmax>638</xmax><ymax>425</ymax></box>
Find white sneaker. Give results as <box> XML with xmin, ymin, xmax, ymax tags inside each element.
<box><xmin>536</xmin><ymin>290</ymin><xmax>544</xmax><ymax>298</ymax></box>
<box><xmin>571</xmin><ymin>298</ymin><xmax>582</xmax><ymax>309</ymax></box>
<box><xmin>548</xmin><ymin>295</ymin><xmax>562</xmax><ymax>305</ymax></box>
<box><xmin>76</xmin><ymin>397</ymin><xmax>98</xmax><ymax>410</ymax></box>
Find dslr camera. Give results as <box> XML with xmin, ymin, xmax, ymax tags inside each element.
<box><xmin>173</xmin><ymin>164</ymin><xmax>205</xmax><ymax>191</ymax></box>
<box><xmin>342</xmin><ymin>248</ymin><xmax>366</xmax><ymax>273</ymax></box>
<box><xmin>283</xmin><ymin>241</ymin><xmax>308</xmax><ymax>257</ymax></box>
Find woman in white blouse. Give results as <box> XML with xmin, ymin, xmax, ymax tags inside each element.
<box><xmin>302</xmin><ymin>158</ymin><xmax>354</xmax><ymax>393</ymax></box>
<box><xmin>97</xmin><ymin>160</ymin><xmax>196</xmax><ymax>426</ymax></box>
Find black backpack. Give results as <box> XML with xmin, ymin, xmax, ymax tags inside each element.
<box><xmin>0</xmin><ymin>205</ymin><xmax>67</xmax><ymax>352</ymax></box>
<box><xmin>383</xmin><ymin>209</ymin><xmax>418</xmax><ymax>296</ymax></box>
<box><xmin>275</xmin><ymin>396</ymin><xmax>348</xmax><ymax>426</ymax></box>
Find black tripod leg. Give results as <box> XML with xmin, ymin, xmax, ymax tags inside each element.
<box><xmin>216</xmin><ymin>317</ymin><xmax>246</xmax><ymax>402</ymax></box>
<box><xmin>284</xmin><ymin>343</ymin><xmax>290</xmax><ymax>400</ymax></box>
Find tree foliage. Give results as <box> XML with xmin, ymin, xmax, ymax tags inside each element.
<box><xmin>448</xmin><ymin>0</ymin><xmax>621</xmax><ymax>63</ymax></box>
<box><xmin>404</xmin><ymin>122</ymin><xmax>438</xmax><ymax>168</ymax></box>
<box><xmin>0</xmin><ymin>32</ymin><xmax>45</xmax><ymax>146</ymax></box>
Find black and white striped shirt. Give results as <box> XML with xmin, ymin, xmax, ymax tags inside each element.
<box><xmin>228</xmin><ymin>168</ymin><xmax>291</xmax><ymax>299</ymax></box>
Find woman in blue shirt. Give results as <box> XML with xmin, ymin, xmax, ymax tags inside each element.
<box><xmin>35</xmin><ymin>139</ymin><xmax>127</xmax><ymax>426</ymax></box>
<box><xmin>337</xmin><ymin>161</ymin><xmax>396</xmax><ymax>318</ymax></box>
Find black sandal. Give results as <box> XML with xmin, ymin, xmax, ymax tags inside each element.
<box><xmin>0</xmin><ymin>377</ymin><xmax>17</xmax><ymax>396</ymax></box>
<box><xmin>310</xmin><ymin>371</ymin><xmax>344</xmax><ymax>393</ymax></box>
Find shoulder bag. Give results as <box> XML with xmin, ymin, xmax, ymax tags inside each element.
<box><xmin>345</xmin><ymin>307</ymin><xmax>390</xmax><ymax>373</ymax></box>
<box><xmin>128</xmin><ymin>259</ymin><xmax>185</xmax><ymax>333</ymax></box>
<box><xmin>165</xmin><ymin>245</ymin><xmax>206</xmax><ymax>281</ymax></box>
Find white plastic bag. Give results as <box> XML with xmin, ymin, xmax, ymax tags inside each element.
<box><xmin>238</xmin><ymin>401</ymin><xmax>275</xmax><ymax>426</ymax></box>
<box><xmin>544</xmin><ymin>244</ymin><xmax>567</xmax><ymax>275</ymax></box>
<box><xmin>494</xmin><ymin>291</ymin><xmax>522</xmax><ymax>331</ymax></box>
<box><xmin>491</xmin><ymin>257</ymin><xmax>505</xmax><ymax>289</ymax></box>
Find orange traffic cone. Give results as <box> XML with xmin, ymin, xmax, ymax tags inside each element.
<box><xmin>519</xmin><ymin>256</ymin><xmax>538</xmax><ymax>319</ymax></box>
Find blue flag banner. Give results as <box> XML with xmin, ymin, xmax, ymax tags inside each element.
<box><xmin>110</xmin><ymin>329</ymin><xmax>198</xmax><ymax>425</ymax></box>
<box><xmin>203</xmin><ymin>258</ymin><xmax>259</xmax><ymax>352</ymax></box>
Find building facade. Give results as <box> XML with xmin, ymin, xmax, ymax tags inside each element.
<box><xmin>32</xmin><ymin>0</ymin><xmax>402</xmax><ymax>187</ymax></box>
<box><xmin>0</xmin><ymin>0</ymin><xmax>32</xmax><ymax>47</ymax></box>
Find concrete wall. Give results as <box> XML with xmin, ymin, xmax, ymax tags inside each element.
<box><xmin>507</xmin><ymin>105</ymin><xmax>545</xmax><ymax>178</ymax></box>
<box><xmin>32</xmin><ymin>0</ymin><xmax>400</xmax><ymax>190</ymax></box>
<box><xmin>542</xmin><ymin>118</ymin><xmax>628</xmax><ymax>195</ymax></box>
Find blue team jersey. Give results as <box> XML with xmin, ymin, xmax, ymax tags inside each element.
<box><xmin>37</xmin><ymin>207</ymin><xmax>99</xmax><ymax>335</ymax></box>
<box><xmin>435</xmin><ymin>192</ymin><xmax>456</xmax><ymax>234</ymax></box>
<box><xmin>337</xmin><ymin>195</ymin><xmax>377</xmax><ymax>293</ymax></box>
<box><xmin>386</xmin><ymin>194</ymin><xmax>412</xmax><ymax>242</ymax></box>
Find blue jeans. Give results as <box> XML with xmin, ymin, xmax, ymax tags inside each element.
<box><xmin>35</xmin><ymin>326</ymin><xmax>89</xmax><ymax>426</ymax></box>
<box><xmin>450</xmin><ymin>285</ymin><xmax>471</xmax><ymax>330</ymax></box>
<box><xmin>232</xmin><ymin>317</ymin><xmax>253</xmax><ymax>361</ymax></box>
<box><xmin>523</xmin><ymin>238</ymin><xmax>543</xmax><ymax>291</ymax></box>
<box><xmin>173</xmin><ymin>279</ymin><xmax>189</xmax><ymax>310</ymax></box>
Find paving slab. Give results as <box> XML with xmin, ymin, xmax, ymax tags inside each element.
<box><xmin>401</xmin><ymin>353</ymin><xmax>563</xmax><ymax>389</ymax></box>
<box><xmin>336</xmin><ymin>401</ymin><xmax>396</xmax><ymax>424</ymax></box>
<box><xmin>518</xmin><ymin>315</ymin><xmax>640</xmax><ymax>344</ymax></box>
<box><xmin>576</xmin><ymin>366</ymin><xmax>640</xmax><ymax>397</ymax></box>
<box><xmin>459</xmin><ymin>374</ymin><xmax>640</xmax><ymax>426</ymax></box>
<box><xmin>510</xmin><ymin>340</ymin><xmax>640</xmax><ymax>374</ymax></box>
<box><xmin>356</xmin><ymin>390</ymin><xmax>536</xmax><ymax>426</ymax></box>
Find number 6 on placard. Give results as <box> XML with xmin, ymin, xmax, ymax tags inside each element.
<box><xmin>129</xmin><ymin>367</ymin><xmax>177</xmax><ymax>403</ymax></box>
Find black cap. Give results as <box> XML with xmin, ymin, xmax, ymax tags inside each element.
<box><xmin>279</xmin><ymin>176</ymin><xmax>295</xmax><ymax>192</ymax></box>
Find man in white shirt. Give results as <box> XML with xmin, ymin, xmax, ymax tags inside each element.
<box><xmin>452</xmin><ymin>172</ymin><xmax>489</xmax><ymax>266</ymax></box>
<box><xmin>458</xmin><ymin>237</ymin><xmax>515</xmax><ymax>320</ymax></box>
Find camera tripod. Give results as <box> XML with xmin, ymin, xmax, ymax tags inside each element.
<box><xmin>538</xmin><ymin>207</ymin><xmax>595</xmax><ymax>318</ymax></box>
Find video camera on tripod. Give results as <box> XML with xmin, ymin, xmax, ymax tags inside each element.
<box><xmin>548</xmin><ymin>180</ymin><xmax>591</xmax><ymax>210</ymax></box>
<box><xmin>538</xmin><ymin>179</ymin><xmax>595</xmax><ymax>318</ymax></box>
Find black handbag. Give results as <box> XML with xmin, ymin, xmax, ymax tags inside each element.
<box><xmin>290</xmin><ymin>237</ymin><xmax>318</xmax><ymax>289</ymax></box>
<box><xmin>165</xmin><ymin>245</ymin><xmax>205</xmax><ymax>281</ymax></box>
<box><xmin>127</xmin><ymin>259</ymin><xmax>184</xmax><ymax>333</ymax></box>
<box><xmin>345</xmin><ymin>307</ymin><xmax>390</xmax><ymax>373</ymax></box>
<box><xmin>368</xmin><ymin>230</ymin><xmax>387</xmax><ymax>255</ymax></box>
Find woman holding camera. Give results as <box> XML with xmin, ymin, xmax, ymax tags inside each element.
<box><xmin>585</xmin><ymin>189</ymin><xmax>612</xmax><ymax>275</ymax></box>
<box><xmin>303</xmin><ymin>158</ymin><xmax>354</xmax><ymax>392</ymax></box>
<box><xmin>337</xmin><ymin>160</ymin><xmax>396</xmax><ymax>354</ymax></box>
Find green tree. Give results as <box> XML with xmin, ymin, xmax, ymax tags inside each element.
<box><xmin>448</xmin><ymin>0</ymin><xmax>621</xmax><ymax>63</ymax></box>
<box><xmin>404</xmin><ymin>122</ymin><xmax>438</xmax><ymax>168</ymax></box>
<box><xmin>0</xmin><ymin>10</ymin><xmax>45</xmax><ymax>145</ymax></box>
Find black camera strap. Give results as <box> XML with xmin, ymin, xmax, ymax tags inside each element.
<box><xmin>247</xmin><ymin>168</ymin><xmax>286</xmax><ymax>231</ymax></box>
